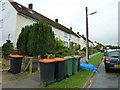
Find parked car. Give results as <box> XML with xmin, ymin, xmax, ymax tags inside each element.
<box><xmin>104</xmin><ymin>50</ymin><xmax>120</xmax><ymax>72</ymax></box>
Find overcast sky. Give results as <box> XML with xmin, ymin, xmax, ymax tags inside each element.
<box><xmin>13</xmin><ymin>0</ymin><xmax>119</xmax><ymax>46</ymax></box>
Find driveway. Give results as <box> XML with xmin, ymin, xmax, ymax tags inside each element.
<box><xmin>2</xmin><ymin>71</ymin><xmax>40</xmax><ymax>88</ymax></box>
<box><xmin>90</xmin><ymin>60</ymin><xmax>120</xmax><ymax>88</ymax></box>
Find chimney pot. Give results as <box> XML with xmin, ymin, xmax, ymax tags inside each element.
<box><xmin>55</xmin><ymin>19</ymin><xmax>58</xmax><ymax>23</ymax></box>
<box><xmin>77</xmin><ymin>32</ymin><xmax>79</xmax><ymax>35</ymax></box>
<box><xmin>28</xmin><ymin>3</ymin><xmax>33</xmax><ymax>9</ymax></box>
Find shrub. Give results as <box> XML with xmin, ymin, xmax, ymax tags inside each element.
<box><xmin>2</xmin><ymin>40</ymin><xmax>14</xmax><ymax>59</ymax></box>
<box><xmin>17</xmin><ymin>22</ymin><xmax>55</xmax><ymax>58</ymax></box>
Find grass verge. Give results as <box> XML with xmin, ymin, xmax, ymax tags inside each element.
<box><xmin>44</xmin><ymin>53</ymin><xmax>103</xmax><ymax>88</ymax></box>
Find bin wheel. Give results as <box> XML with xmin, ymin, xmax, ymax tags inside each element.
<box><xmin>54</xmin><ymin>79</ymin><xmax>56</xmax><ymax>82</ymax></box>
<box><xmin>40</xmin><ymin>82</ymin><xmax>47</xmax><ymax>87</ymax></box>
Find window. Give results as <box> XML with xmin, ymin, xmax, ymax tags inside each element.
<box><xmin>69</xmin><ymin>34</ymin><xmax>71</xmax><ymax>38</ymax></box>
<box><xmin>108</xmin><ymin>51</ymin><xmax>119</xmax><ymax>57</ymax></box>
<box><xmin>0</xmin><ymin>3</ymin><xmax>2</xmax><ymax>11</ymax></box>
<box><xmin>77</xmin><ymin>37</ymin><xmax>80</xmax><ymax>41</ymax></box>
<box><xmin>2</xmin><ymin>2</ymin><xmax>5</xmax><ymax>11</ymax></box>
<box><xmin>0</xmin><ymin>19</ymin><xmax>3</xmax><ymax>28</ymax></box>
<box><xmin>64</xmin><ymin>42</ymin><xmax>68</xmax><ymax>47</ymax></box>
<box><xmin>64</xmin><ymin>32</ymin><xmax>68</xmax><ymax>38</ymax></box>
<box><xmin>33</xmin><ymin>21</ymin><xmax>37</xmax><ymax>24</ymax></box>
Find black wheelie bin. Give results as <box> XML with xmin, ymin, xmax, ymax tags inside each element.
<box><xmin>54</xmin><ymin>58</ymin><xmax>67</xmax><ymax>82</ymax></box>
<box><xmin>9</xmin><ymin>55</ymin><xmax>24</xmax><ymax>74</ymax></box>
<box><xmin>39</xmin><ymin>59</ymin><xmax>56</xmax><ymax>86</ymax></box>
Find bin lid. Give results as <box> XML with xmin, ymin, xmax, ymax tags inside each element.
<box><xmin>9</xmin><ymin>55</ymin><xmax>24</xmax><ymax>58</ymax></box>
<box><xmin>39</xmin><ymin>59</ymin><xmax>56</xmax><ymax>63</ymax></box>
<box><xmin>53</xmin><ymin>58</ymin><xmax>67</xmax><ymax>61</ymax></box>
<box><xmin>71</xmin><ymin>55</ymin><xmax>82</xmax><ymax>57</ymax></box>
<box><xmin>63</xmin><ymin>56</ymin><xmax>73</xmax><ymax>59</ymax></box>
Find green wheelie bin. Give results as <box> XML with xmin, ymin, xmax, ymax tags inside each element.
<box><xmin>72</xmin><ymin>55</ymin><xmax>81</xmax><ymax>72</ymax></box>
<box><xmin>71</xmin><ymin>56</ymin><xmax>78</xmax><ymax>75</ymax></box>
<box><xmin>63</xmin><ymin>56</ymin><xmax>73</xmax><ymax>77</ymax></box>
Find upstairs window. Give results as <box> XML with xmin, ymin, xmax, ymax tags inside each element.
<box><xmin>77</xmin><ymin>37</ymin><xmax>80</xmax><ymax>41</ymax></box>
<box><xmin>2</xmin><ymin>2</ymin><xmax>5</xmax><ymax>11</ymax></box>
<box><xmin>0</xmin><ymin>3</ymin><xmax>2</xmax><ymax>11</ymax></box>
<box><xmin>69</xmin><ymin>34</ymin><xmax>71</xmax><ymax>38</ymax></box>
<box><xmin>0</xmin><ymin>19</ymin><xmax>3</xmax><ymax>28</ymax></box>
<box><xmin>64</xmin><ymin>32</ymin><xmax>68</xmax><ymax>38</ymax></box>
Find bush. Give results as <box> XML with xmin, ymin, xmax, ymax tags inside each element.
<box><xmin>2</xmin><ymin>40</ymin><xmax>14</xmax><ymax>59</ymax></box>
<box><xmin>17</xmin><ymin>22</ymin><xmax>55</xmax><ymax>58</ymax></box>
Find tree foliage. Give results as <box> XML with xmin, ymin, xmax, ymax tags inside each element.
<box><xmin>2</xmin><ymin>40</ymin><xmax>14</xmax><ymax>58</ymax></box>
<box><xmin>17</xmin><ymin>22</ymin><xmax>55</xmax><ymax>58</ymax></box>
<box><xmin>17</xmin><ymin>26</ymin><xmax>30</xmax><ymax>55</ymax></box>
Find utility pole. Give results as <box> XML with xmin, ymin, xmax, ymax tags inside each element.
<box><xmin>85</xmin><ymin>7</ymin><xmax>97</xmax><ymax>63</ymax></box>
<box><xmin>86</xmin><ymin>7</ymin><xmax>89</xmax><ymax>63</ymax></box>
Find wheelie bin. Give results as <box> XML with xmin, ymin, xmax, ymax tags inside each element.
<box><xmin>63</xmin><ymin>56</ymin><xmax>73</xmax><ymax>77</ymax></box>
<box><xmin>9</xmin><ymin>55</ymin><xmax>24</xmax><ymax>74</ymax></box>
<box><xmin>71</xmin><ymin>56</ymin><xmax>78</xmax><ymax>75</ymax></box>
<box><xmin>39</xmin><ymin>59</ymin><xmax>56</xmax><ymax>86</ymax></box>
<box><xmin>72</xmin><ymin>55</ymin><xmax>81</xmax><ymax>72</ymax></box>
<box><xmin>54</xmin><ymin>58</ymin><xmax>67</xmax><ymax>82</ymax></box>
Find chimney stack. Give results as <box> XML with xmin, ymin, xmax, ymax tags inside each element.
<box><xmin>77</xmin><ymin>32</ymin><xmax>79</xmax><ymax>35</ymax></box>
<box><xmin>28</xmin><ymin>3</ymin><xmax>33</xmax><ymax>9</ymax></box>
<box><xmin>70</xmin><ymin>27</ymin><xmax>72</xmax><ymax>30</ymax></box>
<box><xmin>55</xmin><ymin>19</ymin><xmax>58</xmax><ymax>23</ymax></box>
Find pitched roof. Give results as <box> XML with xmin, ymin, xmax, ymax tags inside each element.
<box><xmin>9</xmin><ymin>1</ymin><xmax>79</xmax><ymax>37</ymax></box>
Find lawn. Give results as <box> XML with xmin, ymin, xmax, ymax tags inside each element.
<box><xmin>44</xmin><ymin>53</ymin><xmax>103</xmax><ymax>88</ymax></box>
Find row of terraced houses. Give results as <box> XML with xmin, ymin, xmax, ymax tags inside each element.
<box><xmin>0</xmin><ymin>0</ymin><xmax>99</xmax><ymax>49</ymax></box>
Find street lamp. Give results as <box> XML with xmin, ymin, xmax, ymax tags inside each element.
<box><xmin>85</xmin><ymin>7</ymin><xmax>97</xmax><ymax>63</ymax></box>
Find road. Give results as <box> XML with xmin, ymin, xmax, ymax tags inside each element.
<box><xmin>90</xmin><ymin>60</ymin><xmax>120</xmax><ymax>88</ymax></box>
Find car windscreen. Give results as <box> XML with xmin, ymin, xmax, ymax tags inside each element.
<box><xmin>108</xmin><ymin>51</ymin><xmax>120</xmax><ymax>58</ymax></box>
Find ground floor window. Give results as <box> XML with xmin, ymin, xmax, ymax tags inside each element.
<box><xmin>64</xmin><ymin>41</ymin><xmax>68</xmax><ymax>47</ymax></box>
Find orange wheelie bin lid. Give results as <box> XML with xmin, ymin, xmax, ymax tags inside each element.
<box><xmin>39</xmin><ymin>59</ymin><xmax>56</xmax><ymax>63</ymax></box>
<box><xmin>9</xmin><ymin>55</ymin><xmax>24</xmax><ymax>58</ymax></box>
<box><xmin>53</xmin><ymin>58</ymin><xmax>67</xmax><ymax>61</ymax></box>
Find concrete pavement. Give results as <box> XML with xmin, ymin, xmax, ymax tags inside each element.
<box><xmin>80</xmin><ymin>52</ymin><xmax>100</xmax><ymax>62</ymax></box>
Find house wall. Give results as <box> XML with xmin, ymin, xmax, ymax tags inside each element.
<box><xmin>89</xmin><ymin>42</ymin><xmax>94</xmax><ymax>47</ymax></box>
<box><xmin>16</xmin><ymin>14</ymin><xmax>36</xmax><ymax>45</ymax></box>
<box><xmin>0</xmin><ymin>0</ymin><xmax>17</xmax><ymax>46</ymax></box>
<box><xmin>79</xmin><ymin>38</ymin><xmax>86</xmax><ymax>49</ymax></box>
<box><xmin>93</xmin><ymin>42</ymin><xmax>98</xmax><ymax>47</ymax></box>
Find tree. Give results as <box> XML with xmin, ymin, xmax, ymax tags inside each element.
<box><xmin>55</xmin><ymin>37</ymin><xmax>64</xmax><ymax>50</ymax></box>
<box><xmin>17</xmin><ymin>26</ymin><xmax>30</xmax><ymax>55</ymax></box>
<box><xmin>27</xmin><ymin>22</ymin><xmax>55</xmax><ymax>57</ymax></box>
<box><xmin>2</xmin><ymin>40</ymin><xmax>14</xmax><ymax>58</ymax></box>
<box><xmin>17</xmin><ymin>22</ymin><xmax>55</xmax><ymax>58</ymax></box>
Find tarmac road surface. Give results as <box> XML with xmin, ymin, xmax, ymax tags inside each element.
<box><xmin>90</xmin><ymin>60</ymin><xmax>120</xmax><ymax>88</ymax></box>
